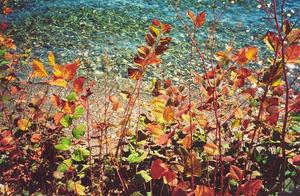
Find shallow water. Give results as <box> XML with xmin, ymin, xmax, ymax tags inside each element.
<box><xmin>7</xmin><ymin>0</ymin><xmax>300</xmax><ymax>79</ymax></box>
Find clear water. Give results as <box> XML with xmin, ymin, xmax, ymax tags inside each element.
<box><xmin>7</xmin><ymin>0</ymin><xmax>300</xmax><ymax>78</ymax></box>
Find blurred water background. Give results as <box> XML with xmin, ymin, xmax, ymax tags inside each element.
<box><xmin>6</xmin><ymin>0</ymin><xmax>300</xmax><ymax>80</ymax></box>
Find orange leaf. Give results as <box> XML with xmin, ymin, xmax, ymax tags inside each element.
<box><xmin>194</xmin><ymin>185</ymin><xmax>214</xmax><ymax>196</ymax></box>
<box><xmin>163</xmin><ymin>106</ymin><xmax>174</xmax><ymax>123</ymax></box>
<box><xmin>30</xmin><ymin>134</ymin><xmax>41</xmax><ymax>143</ymax></box>
<box><xmin>187</xmin><ymin>10</ymin><xmax>196</xmax><ymax>23</ymax></box>
<box><xmin>17</xmin><ymin>119</ymin><xmax>31</xmax><ymax>131</ymax></box>
<box><xmin>32</xmin><ymin>59</ymin><xmax>48</xmax><ymax>78</ymax></box>
<box><xmin>195</xmin><ymin>12</ymin><xmax>206</xmax><ymax>28</ymax></box>
<box><xmin>181</xmin><ymin>134</ymin><xmax>192</xmax><ymax>149</ymax></box>
<box><xmin>109</xmin><ymin>95</ymin><xmax>122</xmax><ymax>111</ymax></box>
<box><xmin>203</xmin><ymin>143</ymin><xmax>219</xmax><ymax>155</ymax></box>
<box><xmin>146</xmin><ymin>123</ymin><xmax>164</xmax><ymax>137</ymax></box>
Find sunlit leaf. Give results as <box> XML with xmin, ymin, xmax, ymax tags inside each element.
<box><xmin>17</xmin><ymin>118</ymin><xmax>31</xmax><ymax>131</ymax></box>
<box><xmin>146</xmin><ymin>123</ymin><xmax>164</xmax><ymax>137</ymax></box>
<box><xmin>72</xmin><ymin>148</ymin><xmax>90</xmax><ymax>162</ymax></box>
<box><xmin>73</xmin><ymin>106</ymin><xmax>84</xmax><ymax>119</ymax></box>
<box><xmin>55</xmin><ymin>137</ymin><xmax>71</xmax><ymax>151</ymax></box>
<box><xmin>30</xmin><ymin>134</ymin><xmax>41</xmax><ymax>143</ymax></box>
<box><xmin>195</xmin><ymin>11</ymin><xmax>206</xmax><ymax>28</ymax></box>
<box><xmin>163</xmin><ymin>106</ymin><xmax>174</xmax><ymax>123</ymax></box>
<box><xmin>187</xmin><ymin>10</ymin><xmax>196</xmax><ymax>23</ymax></box>
<box><xmin>48</xmin><ymin>78</ymin><xmax>67</xmax><ymax>88</ymax></box>
<box><xmin>32</xmin><ymin>59</ymin><xmax>48</xmax><ymax>78</ymax></box>
<box><xmin>128</xmin><ymin>151</ymin><xmax>148</xmax><ymax>163</ymax></box>
<box><xmin>194</xmin><ymin>185</ymin><xmax>214</xmax><ymax>196</ymax></box>
<box><xmin>72</xmin><ymin>124</ymin><xmax>86</xmax><ymax>139</ymax></box>
<box><xmin>48</xmin><ymin>51</ymin><xmax>55</xmax><ymax>66</ymax></box>
<box><xmin>137</xmin><ymin>170</ymin><xmax>152</xmax><ymax>183</ymax></box>
<box><xmin>203</xmin><ymin>143</ymin><xmax>219</xmax><ymax>156</ymax></box>
<box><xmin>67</xmin><ymin>181</ymin><xmax>85</xmax><ymax>196</ymax></box>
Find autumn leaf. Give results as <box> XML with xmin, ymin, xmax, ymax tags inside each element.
<box><xmin>17</xmin><ymin>119</ymin><xmax>31</xmax><ymax>131</ymax></box>
<box><xmin>195</xmin><ymin>12</ymin><xmax>206</xmax><ymax>28</ymax></box>
<box><xmin>187</xmin><ymin>10</ymin><xmax>196</xmax><ymax>23</ymax></box>
<box><xmin>109</xmin><ymin>95</ymin><xmax>122</xmax><ymax>111</ymax></box>
<box><xmin>285</xmin><ymin>44</ymin><xmax>300</xmax><ymax>63</ymax></box>
<box><xmin>73</xmin><ymin>77</ymin><xmax>86</xmax><ymax>94</ymax></box>
<box><xmin>31</xmin><ymin>134</ymin><xmax>41</xmax><ymax>143</ymax></box>
<box><xmin>203</xmin><ymin>143</ymin><xmax>219</xmax><ymax>155</ymax></box>
<box><xmin>48</xmin><ymin>78</ymin><xmax>67</xmax><ymax>88</ymax></box>
<box><xmin>163</xmin><ymin>106</ymin><xmax>174</xmax><ymax>123</ymax></box>
<box><xmin>128</xmin><ymin>68</ymin><xmax>142</xmax><ymax>80</ymax></box>
<box><xmin>163</xmin><ymin>169</ymin><xmax>178</xmax><ymax>186</ymax></box>
<box><xmin>229</xmin><ymin>165</ymin><xmax>244</xmax><ymax>181</ymax></box>
<box><xmin>48</xmin><ymin>51</ymin><xmax>55</xmax><ymax>66</ymax></box>
<box><xmin>32</xmin><ymin>59</ymin><xmax>48</xmax><ymax>78</ymax></box>
<box><xmin>194</xmin><ymin>185</ymin><xmax>214</xmax><ymax>196</ymax></box>
<box><xmin>64</xmin><ymin>59</ymin><xmax>80</xmax><ymax>81</ymax></box>
<box><xmin>152</xmin><ymin>19</ymin><xmax>161</xmax><ymax>27</ymax></box>
<box><xmin>146</xmin><ymin>123</ymin><xmax>164</xmax><ymax>137</ymax></box>
<box><xmin>150</xmin><ymin>159</ymin><xmax>169</xmax><ymax>179</ymax></box>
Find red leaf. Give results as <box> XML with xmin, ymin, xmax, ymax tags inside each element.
<box><xmin>290</xmin><ymin>95</ymin><xmax>300</xmax><ymax>113</ymax></box>
<box><xmin>229</xmin><ymin>165</ymin><xmax>244</xmax><ymax>181</ymax></box>
<box><xmin>195</xmin><ymin>12</ymin><xmax>206</xmax><ymax>28</ymax></box>
<box><xmin>128</xmin><ymin>68</ymin><xmax>142</xmax><ymax>80</ymax></box>
<box><xmin>152</xmin><ymin>19</ymin><xmax>161</xmax><ymax>27</ymax></box>
<box><xmin>64</xmin><ymin>59</ymin><xmax>80</xmax><ymax>81</ymax></box>
<box><xmin>155</xmin><ymin>44</ymin><xmax>168</xmax><ymax>55</ymax></box>
<box><xmin>73</xmin><ymin>77</ymin><xmax>86</xmax><ymax>94</ymax></box>
<box><xmin>164</xmin><ymin>169</ymin><xmax>178</xmax><ymax>186</ymax></box>
<box><xmin>288</xmin><ymin>154</ymin><xmax>300</xmax><ymax>166</ymax></box>
<box><xmin>285</xmin><ymin>44</ymin><xmax>300</xmax><ymax>63</ymax></box>
<box><xmin>150</xmin><ymin>159</ymin><xmax>169</xmax><ymax>179</ymax></box>
<box><xmin>3</xmin><ymin>7</ymin><xmax>12</xmax><ymax>15</ymax></box>
<box><xmin>0</xmin><ymin>21</ymin><xmax>8</xmax><ymax>32</ymax></box>
<box><xmin>145</xmin><ymin>33</ymin><xmax>156</xmax><ymax>46</ymax></box>
<box><xmin>263</xmin><ymin>31</ymin><xmax>280</xmax><ymax>51</ymax></box>
<box><xmin>194</xmin><ymin>185</ymin><xmax>214</xmax><ymax>196</ymax></box>
<box><xmin>162</xmin><ymin>24</ymin><xmax>172</xmax><ymax>33</ymax></box>
<box><xmin>237</xmin><ymin>179</ymin><xmax>262</xmax><ymax>196</ymax></box>
<box><xmin>172</xmin><ymin>182</ymin><xmax>190</xmax><ymax>196</ymax></box>
<box><xmin>155</xmin><ymin>130</ymin><xmax>175</xmax><ymax>145</ymax></box>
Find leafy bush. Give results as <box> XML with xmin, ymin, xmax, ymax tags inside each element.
<box><xmin>0</xmin><ymin>0</ymin><xmax>300</xmax><ymax>195</ymax></box>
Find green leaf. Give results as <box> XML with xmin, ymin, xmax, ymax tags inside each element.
<box><xmin>72</xmin><ymin>148</ymin><xmax>90</xmax><ymax>162</ymax></box>
<box><xmin>291</xmin><ymin>126</ymin><xmax>300</xmax><ymax>133</ymax></box>
<box><xmin>57</xmin><ymin>159</ymin><xmax>73</xmax><ymax>172</ymax></box>
<box><xmin>72</xmin><ymin>124</ymin><xmax>86</xmax><ymax>139</ymax></box>
<box><xmin>67</xmin><ymin>181</ymin><xmax>85</xmax><ymax>196</ymax></box>
<box><xmin>60</xmin><ymin>115</ymin><xmax>72</xmax><ymax>128</ymax></box>
<box><xmin>131</xmin><ymin>192</ymin><xmax>143</xmax><ymax>196</ymax></box>
<box><xmin>137</xmin><ymin>170</ymin><xmax>152</xmax><ymax>183</ymax></box>
<box><xmin>55</xmin><ymin>137</ymin><xmax>71</xmax><ymax>151</ymax></box>
<box><xmin>66</xmin><ymin>92</ymin><xmax>77</xmax><ymax>101</ymax></box>
<box><xmin>73</xmin><ymin>106</ymin><xmax>84</xmax><ymax>119</ymax></box>
<box><xmin>0</xmin><ymin>50</ymin><xmax>6</xmax><ymax>56</ymax></box>
<box><xmin>0</xmin><ymin>60</ymin><xmax>10</xmax><ymax>66</ymax></box>
<box><xmin>128</xmin><ymin>151</ymin><xmax>148</xmax><ymax>163</ymax></box>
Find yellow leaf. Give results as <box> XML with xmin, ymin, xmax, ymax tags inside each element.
<box><xmin>52</xmin><ymin>64</ymin><xmax>64</xmax><ymax>78</ymax></box>
<box><xmin>203</xmin><ymin>143</ymin><xmax>219</xmax><ymax>156</ymax></box>
<box><xmin>163</xmin><ymin>106</ymin><xmax>174</xmax><ymax>123</ymax></box>
<box><xmin>48</xmin><ymin>78</ymin><xmax>67</xmax><ymax>88</ymax></box>
<box><xmin>245</xmin><ymin>47</ymin><xmax>258</xmax><ymax>61</ymax></box>
<box><xmin>146</xmin><ymin>123</ymin><xmax>164</xmax><ymax>137</ymax></box>
<box><xmin>17</xmin><ymin>119</ymin><xmax>31</xmax><ymax>131</ymax></box>
<box><xmin>48</xmin><ymin>51</ymin><xmax>56</xmax><ymax>66</ymax></box>
<box><xmin>32</xmin><ymin>59</ymin><xmax>48</xmax><ymax>78</ymax></box>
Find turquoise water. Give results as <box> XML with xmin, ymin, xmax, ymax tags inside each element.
<box><xmin>7</xmin><ymin>0</ymin><xmax>300</xmax><ymax>78</ymax></box>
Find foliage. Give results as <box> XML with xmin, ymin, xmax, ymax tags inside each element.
<box><xmin>1</xmin><ymin>0</ymin><xmax>300</xmax><ymax>195</ymax></box>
